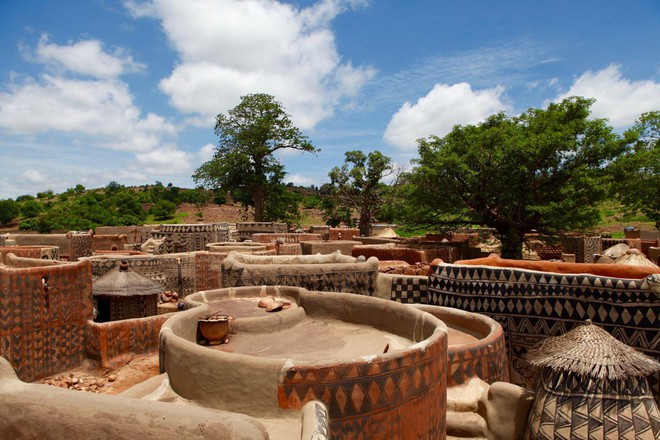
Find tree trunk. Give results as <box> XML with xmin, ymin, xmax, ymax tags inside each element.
<box><xmin>253</xmin><ymin>185</ymin><xmax>265</xmax><ymax>222</ymax></box>
<box><xmin>499</xmin><ymin>226</ymin><xmax>525</xmax><ymax>260</ymax></box>
<box><xmin>358</xmin><ymin>210</ymin><xmax>371</xmax><ymax>237</ymax></box>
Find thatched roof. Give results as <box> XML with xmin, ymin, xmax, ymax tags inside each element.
<box><xmin>376</xmin><ymin>227</ymin><xmax>399</xmax><ymax>238</ymax></box>
<box><xmin>93</xmin><ymin>263</ymin><xmax>164</xmax><ymax>297</ymax></box>
<box><xmin>525</xmin><ymin>320</ymin><xmax>660</xmax><ymax>380</ymax></box>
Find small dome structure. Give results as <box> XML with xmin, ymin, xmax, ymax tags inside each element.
<box><xmin>93</xmin><ymin>262</ymin><xmax>164</xmax><ymax>322</ymax></box>
<box><xmin>524</xmin><ymin>320</ymin><xmax>660</xmax><ymax>439</ymax></box>
<box><xmin>613</xmin><ymin>248</ymin><xmax>659</xmax><ymax>268</ymax></box>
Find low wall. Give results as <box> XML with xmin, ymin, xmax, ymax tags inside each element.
<box><xmin>0</xmin><ymin>357</ymin><xmax>269</xmax><ymax>440</ymax></box>
<box><xmin>151</xmin><ymin>223</ymin><xmax>230</xmax><ymax>253</ymax></box>
<box><xmin>251</xmin><ymin>233</ymin><xmax>322</xmax><ymax>244</ymax></box>
<box><xmin>92</xmin><ymin>234</ymin><xmax>128</xmax><ymax>252</ymax></box>
<box><xmin>428</xmin><ymin>256</ymin><xmax>660</xmax><ymax>399</ymax></box>
<box><xmin>6</xmin><ymin>232</ymin><xmax>92</xmax><ymax>261</ymax></box>
<box><xmin>84</xmin><ymin>251</ymin><xmax>225</xmax><ymax>297</ymax></box>
<box><xmin>221</xmin><ymin>251</ymin><xmax>379</xmax><ymax>296</ymax></box>
<box><xmin>86</xmin><ymin>314</ymin><xmax>172</xmax><ymax>368</ymax></box>
<box><xmin>376</xmin><ymin>273</ymin><xmax>428</xmax><ymax>304</ymax></box>
<box><xmin>164</xmin><ymin>286</ymin><xmax>448</xmax><ymax>439</ymax></box>
<box><xmin>352</xmin><ymin>244</ymin><xmax>428</xmax><ymax>264</ymax></box>
<box><xmin>0</xmin><ymin>258</ymin><xmax>93</xmax><ymax>382</ymax></box>
<box><xmin>300</xmin><ymin>240</ymin><xmax>360</xmax><ymax>256</ymax></box>
<box><xmin>95</xmin><ymin>225</ymin><xmax>153</xmax><ymax>244</ymax></box>
<box><xmin>414</xmin><ymin>305</ymin><xmax>509</xmax><ymax>386</ymax></box>
<box><xmin>328</xmin><ymin>228</ymin><xmax>360</xmax><ymax>241</ymax></box>
<box><xmin>236</xmin><ymin>222</ymin><xmax>287</xmax><ymax>241</ymax></box>
<box><xmin>0</xmin><ymin>245</ymin><xmax>58</xmax><ymax>262</ymax></box>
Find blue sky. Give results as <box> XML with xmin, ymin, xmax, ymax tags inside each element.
<box><xmin>1</xmin><ymin>0</ymin><xmax>658</xmax><ymax>199</ymax></box>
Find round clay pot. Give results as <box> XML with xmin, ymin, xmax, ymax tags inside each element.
<box><xmin>198</xmin><ymin>314</ymin><xmax>230</xmax><ymax>343</ymax></box>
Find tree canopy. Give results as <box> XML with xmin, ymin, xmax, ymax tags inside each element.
<box><xmin>610</xmin><ymin>111</ymin><xmax>659</xmax><ymax>228</ymax></box>
<box><xmin>407</xmin><ymin>96</ymin><xmax>626</xmax><ymax>258</ymax></box>
<box><xmin>193</xmin><ymin>93</ymin><xmax>316</xmax><ymax>222</ymax></box>
<box><xmin>326</xmin><ymin>150</ymin><xmax>393</xmax><ymax>236</ymax></box>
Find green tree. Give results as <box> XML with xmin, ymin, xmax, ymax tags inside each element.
<box><xmin>610</xmin><ymin>111</ymin><xmax>659</xmax><ymax>228</ymax></box>
<box><xmin>19</xmin><ymin>199</ymin><xmax>43</xmax><ymax>218</ymax></box>
<box><xmin>150</xmin><ymin>199</ymin><xmax>177</xmax><ymax>220</ymax></box>
<box><xmin>0</xmin><ymin>199</ymin><xmax>19</xmax><ymax>226</ymax></box>
<box><xmin>193</xmin><ymin>93</ymin><xmax>317</xmax><ymax>222</ymax></box>
<box><xmin>326</xmin><ymin>150</ymin><xmax>393</xmax><ymax>236</ymax></box>
<box><xmin>409</xmin><ymin>97</ymin><xmax>625</xmax><ymax>259</ymax></box>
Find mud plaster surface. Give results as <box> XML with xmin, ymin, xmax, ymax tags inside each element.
<box><xmin>212</xmin><ymin>316</ymin><xmax>413</xmax><ymax>361</ymax></box>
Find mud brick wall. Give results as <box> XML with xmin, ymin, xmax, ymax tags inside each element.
<box><xmin>85</xmin><ymin>314</ymin><xmax>171</xmax><ymax>368</ymax></box>
<box><xmin>92</xmin><ymin>234</ymin><xmax>128</xmax><ymax>252</ymax></box>
<box><xmin>300</xmin><ymin>241</ymin><xmax>360</xmax><ymax>256</ymax></box>
<box><xmin>329</xmin><ymin>228</ymin><xmax>360</xmax><ymax>241</ymax></box>
<box><xmin>278</xmin><ymin>329</ymin><xmax>447</xmax><ymax>439</ymax></box>
<box><xmin>428</xmin><ymin>262</ymin><xmax>660</xmax><ymax>400</ymax></box>
<box><xmin>558</xmin><ymin>236</ymin><xmax>602</xmax><ymax>263</ymax></box>
<box><xmin>251</xmin><ymin>233</ymin><xmax>322</xmax><ymax>244</ymax></box>
<box><xmin>352</xmin><ymin>245</ymin><xmax>427</xmax><ymax>264</ymax></box>
<box><xmin>222</xmin><ymin>257</ymin><xmax>380</xmax><ymax>296</ymax></box>
<box><xmin>0</xmin><ymin>260</ymin><xmax>93</xmax><ymax>382</ymax></box>
<box><xmin>0</xmin><ymin>246</ymin><xmax>58</xmax><ymax>263</ymax></box>
<box><xmin>310</xmin><ymin>225</ymin><xmax>330</xmax><ymax>240</ymax></box>
<box><xmin>236</xmin><ymin>222</ymin><xmax>287</xmax><ymax>241</ymax></box>
<box><xmin>151</xmin><ymin>223</ymin><xmax>230</xmax><ymax>253</ymax></box>
<box><xmin>193</xmin><ymin>252</ymin><xmax>224</xmax><ymax>292</ymax></box>
<box><xmin>94</xmin><ymin>226</ymin><xmax>153</xmax><ymax>244</ymax></box>
<box><xmin>390</xmin><ymin>276</ymin><xmax>428</xmax><ymax>304</ymax></box>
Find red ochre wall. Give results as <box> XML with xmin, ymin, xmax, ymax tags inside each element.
<box><xmin>0</xmin><ymin>260</ymin><xmax>93</xmax><ymax>382</ymax></box>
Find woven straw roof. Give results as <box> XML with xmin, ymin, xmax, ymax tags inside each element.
<box><xmin>93</xmin><ymin>263</ymin><xmax>164</xmax><ymax>297</ymax></box>
<box><xmin>525</xmin><ymin>320</ymin><xmax>660</xmax><ymax>380</ymax></box>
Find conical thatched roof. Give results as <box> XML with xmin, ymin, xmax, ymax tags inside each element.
<box><xmin>93</xmin><ymin>263</ymin><xmax>164</xmax><ymax>297</ymax></box>
<box><xmin>613</xmin><ymin>248</ymin><xmax>659</xmax><ymax>268</ymax></box>
<box><xmin>376</xmin><ymin>227</ymin><xmax>399</xmax><ymax>238</ymax></box>
<box><xmin>525</xmin><ymin>320</ymin><xmax>660</xmax><ymax>380</ymax></box>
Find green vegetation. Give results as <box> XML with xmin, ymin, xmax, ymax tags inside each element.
<box><xmin>325</xmin><ymin>150</ymin><xmax>393</xmax><ymax>236</ymax></box>
<box><xmin>1</xmin><ymin>94</ymin><xmax>656</xmax><ymax>247</ymax></box>
<box><xmin>610</xmin><ymin>111</ymin><xmax>659</xmax><ymax>228</ymax></box>
<box><xmin>193</xmin><ymin>93</ymin><xmax>317</xmax><ymax>222</ymax></box>
<box><xmin>398</xmin><ymin>97</ymin><xmax>628</xmax><ymax>258</ymax></box>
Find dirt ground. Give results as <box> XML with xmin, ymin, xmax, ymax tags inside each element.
<box><xmin>176</xmin><ymin>202</ymin><xmax>326</xmax><ymax>226</ymax></box>
<box><xmin>39</xmin><ymin>353</ymin><xmax>160</xmax><ymax>395</ymax></box>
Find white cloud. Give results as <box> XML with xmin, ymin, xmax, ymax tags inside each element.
<box><xmin>198</xmin><ymin>143</ymin><xmax>215</xmax><ymax>162</ymax></box>
<box><xmin>129</xmin><ymin>0</ymin><xmax>374</xmax><ymax>130</ymax></box>
<box><xmin>135</xmin><ymin>145</ymin><xmax>192</xmax><ymax>174</ymax></box>
<box><xmin>554</xmin><ymin>64</ymin><xmax>660</xmax><ymax>128</ymax></box>
<box><xmin>19</xmin><ymin>169</ymin><xmax>47</xmax><ymax>183</ymax></box>
<box><xmin>285</xmin><ymin>173</ymin><xmax>316</xmax><ymax>186</ymax></box>
<box><xmin>0</xmin><ymin>74</ymin><xmax>176</xmax><ymax>152</ymax></box>
<box><xmin>383</xmin><ymin>82</ymin><xmax>509</xmax><ymax>150</ymax></box>
<box><xmin>33</xmin><ymin>34</ymin><xmax>144</xmax><ymax>79</ymax></box>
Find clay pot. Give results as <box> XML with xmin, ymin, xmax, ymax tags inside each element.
<box><xmin>198</xmin><ymin>314</ymin><xmax>230</xmax><ymax>343</ymax></box>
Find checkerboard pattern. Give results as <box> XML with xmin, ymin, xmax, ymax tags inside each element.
<box><xmin>390</xmin><ymin>276</ymin><xmax>428</xmax><ymax>304</ymax></box>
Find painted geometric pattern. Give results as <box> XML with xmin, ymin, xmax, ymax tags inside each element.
<box><xmin>85</xmin><ymin>314</ymin><xmax>169</xmax><ymax>368</ymax></box>
<box><xmin>390</xmin><ymin>276</ymin><xmax>428</xmax><ymax>304</ymax></box>
<box><xmin>525</xmin><ymin>370</ymin><xmax>660</xmax><ymax>440</ymax></box>
<box><xmin>70</xmin><ymin>234</ymin><xmax>93</xmax><ymax>260</ymax></box>
<box><xmin>447</xmin><ymin>324</ymin><xmax>509</xmax><ymax>386</ymax></box>
<box><xmin>278</xmin><ymin>337</ymin><xmax>447</xmax><ymax>439</ymax></box>
<box><xmin>428</xmin><ymin>263</ymin><xmax>660</xmax><ymax>400</ymax></box>
<box><xmin>223</xmin><ymin>267</ymin><xmax>379</xmax><ymax>296</ymax></box>
<box><xmin>558</xmin><ymin>236</ymin><xmax>602</xmax><ymax>263</ymax></box>
<box><xmin>0</xmin><ymin>262</ymin><xmax>92</xmax><ymax>382</ymax></box>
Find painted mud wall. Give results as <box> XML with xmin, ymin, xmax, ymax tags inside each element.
<box><xmin>0</xmin><ymin>260</ymin><xmax>93</xmax><ymax>382</ymax></box>
<box><xmin>427</xmin><ymin>260</ymin><xmax>660</xmax><ymax>399</ymax></box>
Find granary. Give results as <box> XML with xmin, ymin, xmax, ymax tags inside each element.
<box><xmin>92</xmin><ymin>261</ymin><xmax>163</xmax><ymax>322</ymax></box>
<box><xmin>524</xmin><ymin>320</ymin><xmax>660</xmax><ymax>439</ymax></box>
